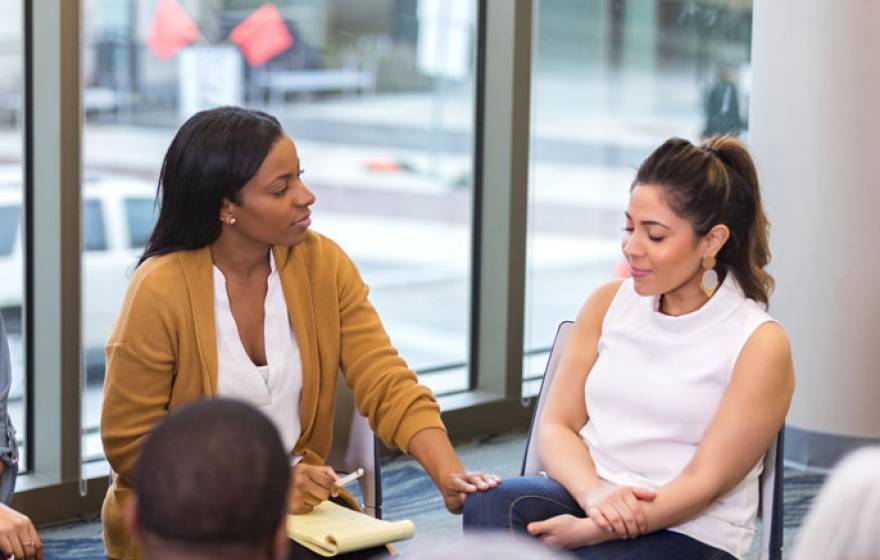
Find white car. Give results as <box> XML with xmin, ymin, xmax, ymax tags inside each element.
<box><xmin>0</xmin><ymin>171</ymin><xmax>157</xmax><ymax>397</ymax></box>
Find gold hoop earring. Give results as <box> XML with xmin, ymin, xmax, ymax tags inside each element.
<box><xmin>701</xmin><ymin>256</ymin><xmax>718</xmax><ymax>298</ymax></box>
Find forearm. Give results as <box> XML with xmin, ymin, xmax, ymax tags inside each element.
<box><xmin>406</xmin><ymin>427</ymin><xmax>464</xmax><ymax>486</ymax></box>
<box><xmin>540</xmin><ymin>423</ymin><xmax>605</xmax><ymax>509</ymax></box>
<box><xmin>640</xmin><ymin>473</ymin><xmax>716</xmax><ymax>533</ymax></box>
<box><xmin>540</xmin><ymin>474</ymin><xmax>714</xmax><ymax>549</ymax></box>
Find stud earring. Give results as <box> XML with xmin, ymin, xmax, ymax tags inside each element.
<box><xmin>225</xmin><ymin>216</ymin><xmax>236</xmax><ymax>225</ymax></box>
<box><xmin>701</xmin><ymin>256</ymin><xmax>718</xmax><ymax>298</ymax></box>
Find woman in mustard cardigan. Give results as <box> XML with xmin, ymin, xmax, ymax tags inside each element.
<box><xmin>100</xmin><ymin>106</ymin><xmax>499</xmax><ymax>560</ymax></box>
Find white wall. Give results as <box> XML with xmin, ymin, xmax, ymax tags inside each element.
<box><xmin>750</xmin><ymin>0</ymin><xmax>880</xmax><ymax>465</ymax></box>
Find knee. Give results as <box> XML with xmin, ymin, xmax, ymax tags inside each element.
<box><xmin>463</xmin><ymin>482</ymin><xmax>524</xmax><ymax>531</ymax></box>
<box><xmin>463</xmin><ymin>486</ymin><xmax>501</xmax><ymax>529</ymax></box>
<box><xmin>464</xmin><ymin>478</ymin><xmax>550</xmax><ymax>532</ymax></box>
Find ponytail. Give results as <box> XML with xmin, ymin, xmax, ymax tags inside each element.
<box><xmin>633</xmin><ymin>135</ymin><xmax>774</xmax><ymax>306</ymax></box>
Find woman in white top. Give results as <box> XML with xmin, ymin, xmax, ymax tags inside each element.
<box><xmin>464</xmin><ymin>136</ymin><xmax>795</xmax><ymax>560</ymax></box>
<box><xmin>101</xmin><ymin>107</ymin><xmax>499</xmax><ymax>560</ymax></box>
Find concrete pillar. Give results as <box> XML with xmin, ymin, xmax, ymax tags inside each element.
<box><xmin>750</xmin><ymin>0</ymin><xmax>880</xmax><ymax>468</ymax></box>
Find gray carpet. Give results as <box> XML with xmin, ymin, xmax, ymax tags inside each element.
<box><xmin>387</xmin><ymin>432</ymin><xmax>826</xmax><ymax>558</ymax></box>
<box><xmin>38</xmin><ymin>431</ymin><xmax>825</xmax><ymax>559</ymax></box>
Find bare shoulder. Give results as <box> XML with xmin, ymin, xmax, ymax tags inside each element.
<box><xmin>575</xmin><ymin>279</ymin><xmax>625</xmax><ymax>328</ymax></box>
<box><xmin>736</xmin><ymin>321</ymin><xmax>795</xmax><ymax>393</ymax></box>
<box><xmin>742</xmin><ymin>321</ymin><xmax>792</xmax><ymax>362</ymax></box>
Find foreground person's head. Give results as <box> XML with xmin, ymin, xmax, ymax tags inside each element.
<box><xmin>126</xmin><ymin>398</ymin><xmax>291</xmax><ymax>560</ymax></box>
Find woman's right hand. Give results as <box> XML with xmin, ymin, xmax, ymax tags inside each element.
<box><xmin>288</xmin><ymin>463</ymin><xmax>339</xmax><ymax>514</ymax></box>
<box><xmin>0</xmin><ymin>503</ymin><xmax>42</xmax><ymax>560</ymax></box>
<box><xmin>584</xmin><ymin>485</ymin><xmax>657</xmax><ymax>539</ymax></box>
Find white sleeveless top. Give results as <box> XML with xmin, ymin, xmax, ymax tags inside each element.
<box><xmin>579</xmin><ymin>276</ymin><xmax>774</xmax><ymax>559</ymax></box>
<box><xmin>213</xmin><ymin>251</ymin><xmax>303</xmax><ymax>460</ymax></box>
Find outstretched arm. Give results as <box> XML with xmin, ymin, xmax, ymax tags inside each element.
<box><xmin>332</xmin><ymin>242</ymin><xmax>498</xmax><ymax>513</ymax></box>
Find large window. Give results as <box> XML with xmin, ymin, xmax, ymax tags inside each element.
<box><xmin>523</xmin><ymin>0</ymin><xmax>753</xmax><ymax>390</ymax></box>
<box><xmin>0</xmin><ymin>1</ymin><xmax>26</xmax><ymax>469</ymax></box>
<box><xmin>81</xmin><ymin>0</ymin><xmax>476</xmax><ymax>461</ymax></box>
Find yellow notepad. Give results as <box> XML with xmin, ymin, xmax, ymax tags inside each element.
<box><xmin>288</xmin><ymin>501</ymin><xmax>415</xmax><ymax>557</ymax></box>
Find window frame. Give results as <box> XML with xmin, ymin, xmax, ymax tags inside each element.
<box><xmin>11</xmin><ymin>0</ymin><xmax>104</xmax><ymax>520</ymax></box>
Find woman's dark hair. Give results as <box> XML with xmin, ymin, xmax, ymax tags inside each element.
<box><xmin>138</xmin><ymin>106</ymin><xmax>283</xmax><ymax>266</ymax></box>
<box><xmin>633</xmin><ymin>136</ymin><xmax>774</xmax><ymax>306</ymax></box>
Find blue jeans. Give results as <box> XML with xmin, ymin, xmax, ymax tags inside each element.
<box><xmin>463</xmin><ymin>476</ymin><xmax>735</xmax><ymax>560</ymax></box>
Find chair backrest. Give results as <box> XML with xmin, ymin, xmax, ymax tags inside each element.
<box><xmin>521</xmin><ymin>321</ymin><xmax>783</xmax><ymax>560</ymax></box>
<box><xmin>759</xmin><ymin>428</ymin><xmax>785</xmax><ymax>560</ymax></box>
<box><xmin>521</xmin><ymin>321</ymin><xmax>574</xmax><ymax>477</ymax></box>
<box><xmin>326</xmin><ymin>372</ymin><xmax>383</xmax><ymax>518</ymax></box>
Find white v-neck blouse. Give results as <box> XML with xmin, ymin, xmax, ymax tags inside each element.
<box><xmin>213</xmin><ymin>251</ymin><xmax>303</xmax><ymax>458</ymax></box>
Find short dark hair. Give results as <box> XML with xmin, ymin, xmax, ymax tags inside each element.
<box><xmin>139</xmin><ymin>106</ymin><xmax>284</xmax><ymax>266</ymax></box>
<box><xmin>133</xmin><ymin>398</ymin><xmax>290</xmax><ymax>553</ymax></box>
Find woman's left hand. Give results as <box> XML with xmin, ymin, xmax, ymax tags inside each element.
<box><xmin>527</xmin><ymin>514</ymin><xmax>602</xmax><ymax>549</ymax></box>
<box><xmin>584</xmin><ymin>485</ymin><xmax>656</xmax><ymax>539</ymax></box>
<box><xmin>439</xmin><ymin>471</ymin><xmax>502</xmax><ymax>514</ymax></box>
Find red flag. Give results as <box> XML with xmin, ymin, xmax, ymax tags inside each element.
<box><xmin>230</xmin><ymin>4</ymin><xmax>294</xmax><ymax>67</ymax></box>
<box><xmin>146</xmin><ymin>0</ymin><xmax>199</xmax><ymax>61</ymax></box>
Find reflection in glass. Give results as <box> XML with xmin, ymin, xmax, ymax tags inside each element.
<box><xmin>524</xmin><ymin>0</ymin><xmax>754</xmax><ymax>391</ymax></box>
<box><xmin>83</xmin><ymin>199</ymin><xmax>107</xmax><ymax>252</ymax></box>
<box><xmin>0</xmin><ymin>206</ymin><xmax>20</xmax><ymax>256</ymax></box>
<box><xmin>123</xmin><ymin>197</ymin><xmax>157</xmax><ymax>249</ymax></box>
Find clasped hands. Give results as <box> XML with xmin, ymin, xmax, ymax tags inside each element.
<box><xmin>528</xmin><ymin>485</ymin><xmax>657</xmax><ymax>549</ymax></box>
<box><xmin>289</xmin><ymin>462</ymin><xmax>501</xmax><ymax>515</ymax></box>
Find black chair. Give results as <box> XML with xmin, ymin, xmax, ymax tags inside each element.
<box><xmin>521</xmin><ymin>321</ymin><xmax>784</xmax><ymax>560</ymax></box>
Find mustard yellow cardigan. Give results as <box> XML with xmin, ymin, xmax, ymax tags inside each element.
<box><xmin>100</xmin><ymin>232</ymin><xmax>445</xmax><ymax>559</ymax></box>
